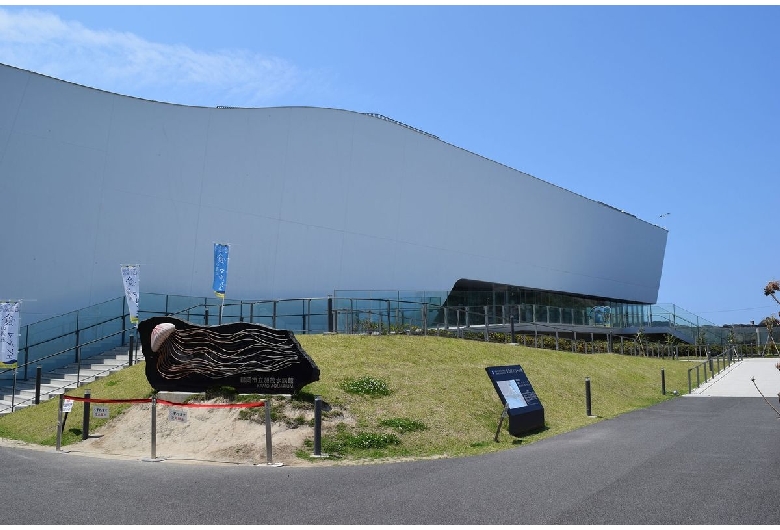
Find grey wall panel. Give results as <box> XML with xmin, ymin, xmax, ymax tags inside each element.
<box><xmin>337</xmin><ymin>232</ymin><xmax>401</xmax><ymax>291</ymax></box>
<box><xmin>0</xmin><ymin>64</ymin><xmax>667</xmax><ymax>325</ymax></box>
<box><xmin>0</xmin><ymin>66</ymin><xmax>28</xmax><ymax>159</ymax></box>
<box><xmin>0</xmin><ymin>64</ymin><xmax>28</xmax><ymax>126</ymax></box>
<box><xmin>90</xmin><ymin>195</ymin><xmax>202</xmax><ymax>298</ymax></box>
<box><xmin>393</xmin><ymin>136</ymin><xmax>452</xmax><ymax>249</ymax></box>
<box><xmin>14</xmin><ymin>74</ymin><xmax>113</xmax><ymax>152</ymax></box>
<box><xmin>104</xmin><ymin>99</ymin><xmax>209</xmax><ymax>208</ymax></box>
<box><xmin>2</xmin><ymin>131</ymin><xmax>104</xmax><ymax>315</ymax></box>
<box><xmin>273</xmin><ymin>221</ymin><xmax>344</xmax><ymax>298</ymax></box>
<box><xmin>277</xmin><ymin>109</ymin><xmax>354</xmax><ymax>231</ymax></box>
<box><xmin>341</xmin><ymin>113</ymin><xmax>408</xmax><ymax>242</ymax></box>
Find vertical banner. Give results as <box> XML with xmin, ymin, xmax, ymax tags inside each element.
<box><xmin>213</xmin><ymin>243</ymin><xmax>230</xmax><ymax>299</ymax></box>
<box><xmin>120</xmin><ymin>265</ymin><xmax>140</xmax><ymax>325</ymax></box>
<box><xmin>0</xmin><ymin>301</ymin><xmax>21</xmax><ymax>364</ymax></box>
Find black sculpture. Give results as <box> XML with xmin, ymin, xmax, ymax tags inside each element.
<box><xmin>137</xmin><ymin>316</ymin><xmax>320</xmax><ymax>394</ymax></box>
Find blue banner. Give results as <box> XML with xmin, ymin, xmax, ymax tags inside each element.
<box><xmin>212</xmin><ymin>243</ymin><xmax>229</xmax><ymax>298</ymax></box>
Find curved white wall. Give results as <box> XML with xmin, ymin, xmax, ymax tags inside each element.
<box><xmin>0</xmin><ymin>64</ymin><xmax>667</xmax><ymax>323</ymax></box>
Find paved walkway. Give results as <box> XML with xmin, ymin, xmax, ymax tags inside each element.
<box><xmin>1</xmin><ymin>355</ymin><xmax>779</xmax><ymax>524</ymax></box>
<box><xmin>688</xmin><ymin>356</ymin><xmax>780</xmax><ymax>398</ymax></box>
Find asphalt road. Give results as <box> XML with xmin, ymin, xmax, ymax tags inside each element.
<box><xmin>3</xmin><ymin>361</ymin><xmax>780</xmax><ymax>524</ymax></box>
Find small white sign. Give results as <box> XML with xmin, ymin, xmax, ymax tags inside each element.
<box><xmin>62</xmin><ymin>399</ymin><xmax>74</xmax><ymax>413</ymax></box>
<box><xmin>168</xmin><ymin>409</ymin><xmax>188</xmax><ymax>423</ymax></box>
<box><xmin>93</xmin><ymin>405</ymin><xmax>109</xmax><ymax>418</ymax></box>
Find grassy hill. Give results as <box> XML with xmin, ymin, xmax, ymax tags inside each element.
<box><xmin>0</xmin><ymin>334</ymin><xmax>693</xmax><ymax>463</ymax></box>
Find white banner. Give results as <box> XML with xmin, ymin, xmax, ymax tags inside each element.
<box><xmin>120</xmin><ymin>265</ymin><xmax>140</xmax><ymax>325</ymax></box>
<box><xmin>0</xmin><ymin>301</ymin><xmax>21</xmax><ymax>364</ymax></box>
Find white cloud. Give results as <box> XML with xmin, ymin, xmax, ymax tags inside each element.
<box><xmin>0</xmin><ymin>8</ymin><xmax>311</xmax><ymax>107</ymax></box>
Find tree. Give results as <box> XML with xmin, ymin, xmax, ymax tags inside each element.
<box><xmin>762</xmin><ymin>281</ymin><xmax>780</xmax><ymax>363</ymax></box>
<box><xmin>634</xmin><ymin>327</ymin><xmax>646</xmax><ymax>356</ymax></box>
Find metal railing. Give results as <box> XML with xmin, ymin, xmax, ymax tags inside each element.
<box><xmin>687</xmin><ymin>348</ymin><xmax>743</xmax><ymax>394</ymax></box>
<box><xmin>1</xmin><ymin>291</ymin><xmax>750</xmax><ymax>414</ymax></box>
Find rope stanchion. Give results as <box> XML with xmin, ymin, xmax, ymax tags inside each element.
<box><xmin>265</xmin><ymin>396</ymin><xmax>278</xmax><ymax>466</ymax></box>
<box><xmin>149</xmin><ymin>395</ymin><xmax>158</xmax><ymax>461</ymax></box>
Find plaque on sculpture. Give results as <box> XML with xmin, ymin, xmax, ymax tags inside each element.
<box><xmin>138</xmin><ymin>316</ymin><xmax>320</xmax><ymax>394</ymax></box>
<box><xmin>486</xmin><ymin>365</ymin><xmax>545</xmax><ymax>435</ymax></box>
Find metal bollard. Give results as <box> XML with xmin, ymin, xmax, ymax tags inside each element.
<box><xmin>35</xmin><ymin>366</ymin><xmax>42</xmax><ymax>404</ymax></box>
<box><xmin>82</xmin><ymin>390</ymin><xmax>91</xmax><ymax>440</ymax></box>
<box><xmin>661</xmin><ymin>368</ymin><xmax>666</xmax><ymax>395</ymax></box>
<box><xmin>56</xmin><ymin>394</ymin><xmax>64</xmax><ymax>451</ymax></box>
<box><xmin>585</xmin><ymin>377</ymin><xmax>593</xmax><ymax>417</ymax></box>
<box><xmin>265</xmin><ymin>397</ymin><xmax>273</xmax><ymax>464</ymax></box>
<box><xmin>150</xmin><ymin>395</ymin><xmax>157</xmax><ymax>460</ymax></box>
<box><xmin>313</xmin><ymin>396</ymin><xmax>322</xmax><ymax>456</ymax></box>
<box><xmin>128</xmin><ymin>335</ymin><xmax>135</xmax><ymax>367</ymax></box>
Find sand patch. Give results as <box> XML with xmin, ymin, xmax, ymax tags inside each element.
<box><xmin>71</xmin><ymin>397</ymin><xmax>353</xmax><ymax>467</ymax></box>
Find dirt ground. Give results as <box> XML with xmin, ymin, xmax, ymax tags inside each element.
<box><xmin>66</xmin><ymin>397</ymin><xmax>353</xmax><ymax>467</ymax></box>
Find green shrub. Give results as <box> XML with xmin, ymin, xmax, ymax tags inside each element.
<box><xmin>339</xmin><ymin>376</ymin><xmax>391</xmax><ymax>396</ymax></box>
<box><xmin>379</xmin><ymin>417</ymin><xmax>428</xmax><ymax>433</ymax></box>
<box><xmin>311</xmin><ymin>426</ymin><xmax>401</xmax><ymax>454</ymax></box>
<box><xmin>347</xmin><ymin>431</ymin><xmax>401</xmax><ymax>449</ymax></box>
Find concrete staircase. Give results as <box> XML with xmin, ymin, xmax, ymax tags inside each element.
<box><xmin>0</xmin><ymin>345</ymin><xmax>137</xmax><ymax>415</ymax></box>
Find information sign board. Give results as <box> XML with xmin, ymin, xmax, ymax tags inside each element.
<box><xmin>92</xmin><ymin>405</ymin><xmax>109</xmax><ymax>419</ymax></box>
<box><xmin>485</xmin><ymin>365</ymin><xmax>545</xmax><ymax>435</ymax></box>
<box><xmin>168</xmin><ymin>409</ymin><xmax>188</xmax><ymax>423</ymax></box>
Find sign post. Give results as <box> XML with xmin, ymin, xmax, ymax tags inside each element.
<box><xmin>486</xmin><ymin>365</ymin><xmax>545</xmax><ymax>437</ymax></box>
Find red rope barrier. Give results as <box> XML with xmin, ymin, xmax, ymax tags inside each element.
<box><xmin>63</xmin><ymin>396</ymin><xmax>151</xmax><ymax>404</ymax></box>
<box><xmin>156</xmin><ymin>400</ymin><xmax>266</xmax><ymax>409</ymax></box>
<box><xmin>62</xmin><ymin>395</ymin><xmax>266</xmax><ymax>408</ymax></box>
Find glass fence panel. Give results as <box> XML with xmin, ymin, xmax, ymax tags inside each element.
<box><xmin>78</xmin><ymin>297</ymin><xmax>124</xmax><ymax>323</ymax></box>
<box><xmin>160</xmin><ymin>294</ymin><xmax>205</xmax><ymax>316</ymax></box>
<box><xmin>5</xmin><ymin>291</ymin><xmax>735</xmax><ymax>391</ymax></box>
<box><xmin>212</xmin><ymin>299</ymin><xmax>243</xmax><ymax>323</ymax></box>
<box><xmin>140</xmin><ymin>293</ymin><xmax>173</xmax><ymax>315</ymax></box>
<box><xmin>26</xmin><ymin>313</ymin><xmax>78</xmax><ymax>346</ymax></box>
<box><xmin>247</xmin><ymin>301</ymin><xmax>275</xmax><ymax>325</ymax></box>
<box><xmin>26</xmin><ymin>335</ymin><xmax>77</xmax><ymax>373</ymax></box>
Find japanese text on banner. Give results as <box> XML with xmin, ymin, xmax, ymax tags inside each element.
<box><xmin>212</xmin><ymin>244</ymin><xmax>229</xmax><ymax>299</ymax></box>
<box><xmin>0</xmin><ymin>301</ymin><xmax>20</xmax><ymax>364</ymax></box>
<box><xmin>120</xmin><ymin>265</ymin><xmax>140</xmax><ymax>324</ymax></box>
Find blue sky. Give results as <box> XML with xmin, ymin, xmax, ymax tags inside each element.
<box><xmin>1</xmin><ymin>5</ymin><xmax>778</xmax><ymax>326</ymax></box>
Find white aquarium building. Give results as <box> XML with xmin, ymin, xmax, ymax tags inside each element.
<box><xmin>0</xmin><ymin>63</ymin><xmax>668</xmax><ymax>330</ymax></box>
